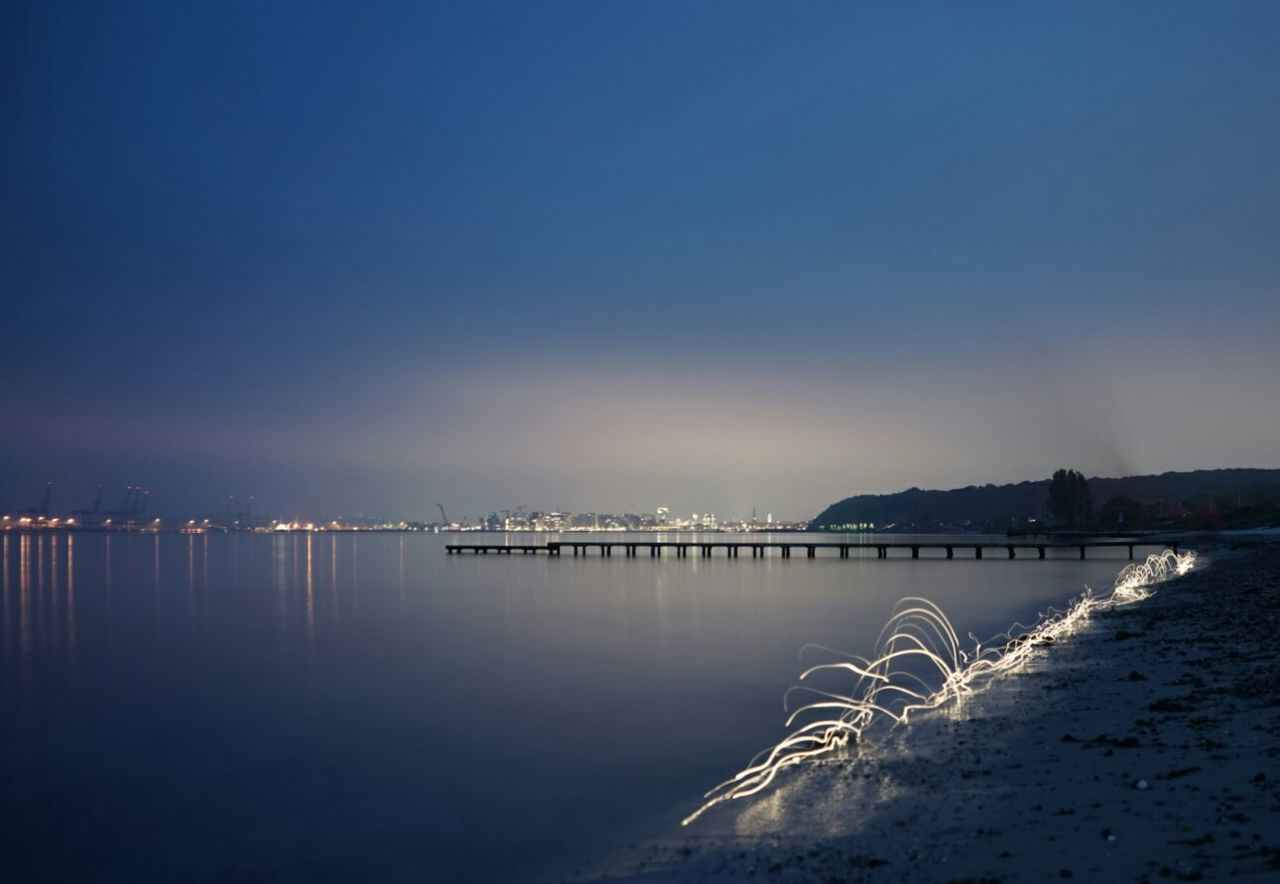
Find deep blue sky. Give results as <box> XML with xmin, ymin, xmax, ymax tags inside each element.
<box><xmin>3</xmin><ymin>1</ymin><xmax>1278</xmax><ymax>521</ymax></box>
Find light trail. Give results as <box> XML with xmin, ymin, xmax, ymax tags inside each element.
<box><xmin>682</xmin><ymin>549</ymin><xmax>1197</xmax><ymax>825</ymax></box>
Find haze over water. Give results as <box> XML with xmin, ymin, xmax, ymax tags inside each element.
<box><xmin>2</xmin><ymin>532</ymin><xmax>1138</xmax><ymax>882</ymax></box>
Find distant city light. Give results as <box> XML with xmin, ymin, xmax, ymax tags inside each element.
<box><xmin>0</xmin><ymin>502</ymin><xmax>806</xmax><ymax>534</ymax></box>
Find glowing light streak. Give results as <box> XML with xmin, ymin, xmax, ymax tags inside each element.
<box><xmin>682</xmin><ymin>549</ymin><xmax>1196</xmax><ymax>825</ymax></box>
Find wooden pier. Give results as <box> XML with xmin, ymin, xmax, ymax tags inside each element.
<box><xmin>445</xmin><ymin>540</ymin><xmax>1179</xmax><ymax>560</ymax></box>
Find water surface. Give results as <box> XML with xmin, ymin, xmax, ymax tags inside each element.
<box><xmin>1</xmin><ymin>532</ymin><xmax>1137</xmax><ymax>882</ymax></box>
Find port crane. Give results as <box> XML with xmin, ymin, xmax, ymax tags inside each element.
<box><xmin>73</xmin><ymin>485</ymin><xmax>105</xmax><ymax>527</ymax></box>
<box><xmin>219</xmin><ymin>494</ymin><xmax>256</xmax><ymax>527</ymax></box>
<box><xmin>20</xmin><ymin>481</ymin><xmax>53</xmax><ymax>518</ymax></box>
<box><xmin>104</xmin><ymin>485</ymin><xmax>149</xmax><ymax>528</ymax></box>
<box><xmin>436</xmin><ymin>503</ymin><xmax>450</xmax><ymax>526</ymax></box>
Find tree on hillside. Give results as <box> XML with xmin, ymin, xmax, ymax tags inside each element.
<box><xmin>1048</xmin><ymin>469</ymin><xmax>1092</xmax><ymax>527</ymax></box>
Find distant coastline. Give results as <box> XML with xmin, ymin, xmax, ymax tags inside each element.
<box><xmin>813</xmin><ymin>468</ymin><xmax>1280</xmax><ymax>534</ymax></box>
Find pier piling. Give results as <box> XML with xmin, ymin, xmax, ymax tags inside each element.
<box><xmin>444</xmin><ymin>539</ymin><xmax>1180</xmax><ymax>563</ymax></box>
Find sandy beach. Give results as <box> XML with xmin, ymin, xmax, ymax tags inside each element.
<box><xmin>566</xmin><ymin>542</ymin><xmax>1280</xmax><ymax>883</ymax></box>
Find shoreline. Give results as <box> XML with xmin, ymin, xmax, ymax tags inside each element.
<box><xmin>563</xmin><ymin>543</ymin><xmax>1280</xmax><ymax>882</ymax></box>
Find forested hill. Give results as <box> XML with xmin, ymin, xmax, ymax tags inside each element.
<box><xmin>811</xmin><ymin>469</ymin><xmax>1280</xmax><ymax>532</ymax></box>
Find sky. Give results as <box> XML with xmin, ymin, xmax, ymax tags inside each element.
<box><xmin>2</xmin><ymin>1</ymin><xmax>1278</xmax><ymax>522</ymax></box>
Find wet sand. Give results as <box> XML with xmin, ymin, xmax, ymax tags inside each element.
<box><xmin>564</xmin><ymin>543</ymin><xmax>1280</xmax><ymax>882</ymax></box>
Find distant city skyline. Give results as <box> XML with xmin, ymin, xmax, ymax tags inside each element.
<box><xmin>2</xmin><ymin>463</ymin><xmax>1272</xmax><ymax>529</ymax></box>
<box><xmin>0</xmin><ymin>479</ymin><xmax>804</xmax><ymax>527</ymax></box>
<box><xmin>3</xmin><ymin>2</ymin><xmax>1278</xmax><ymax>518</ymax></box>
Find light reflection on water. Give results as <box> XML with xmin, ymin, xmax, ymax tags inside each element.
<box><xmin>0</xmin><ymin>531</ymin><xmax>1136</xmax><ymax>882</ymax></box>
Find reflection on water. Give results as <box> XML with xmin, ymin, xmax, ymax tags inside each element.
<box><xmin>50</xmin><ymin>536</ymin><xmax>59</xmax><ymax>639</ymax></box>
<box><xmin>0</xmin><ymin>531</ymin><xmax>1139</xmax><ymax>883</ymax></box>
<box><xmin>2</xmin><ymin>533</ymin><xmax>80</xmax><ymax>671</ymax></box>
<box><xmin>1</xmin><ymin>536</ymin><xmax>7</xmax><ymax>652</ymax></box>
<box><xmin>306</xmin><ymin>534</ymin><xmax>315</xmax><ymax>651</ymax></box>
<box><xmin>330</xmin><ymin>533</ymin><xmax>338</xmax><ymax>614</ymax></box>
<box><xmin>20</xmin><ymin>535</ymin><xmax>31</xmax><ymax>661</ymax></box>
<box><xmin>67</xmin><ymin>535</ymin><xmax>76</xmax><ymax>657</ymax></box>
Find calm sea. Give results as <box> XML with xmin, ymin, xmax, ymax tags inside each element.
<box><xmin>1</xmin><ymin>531</ymin><xmax>1137</xmax><ymax>882</ymax></box>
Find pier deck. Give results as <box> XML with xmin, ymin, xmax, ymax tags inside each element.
<box><xmin>445</xmin><ymin>540</ymin><xmax>1179</xmax><ymax>560</ymax></box>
